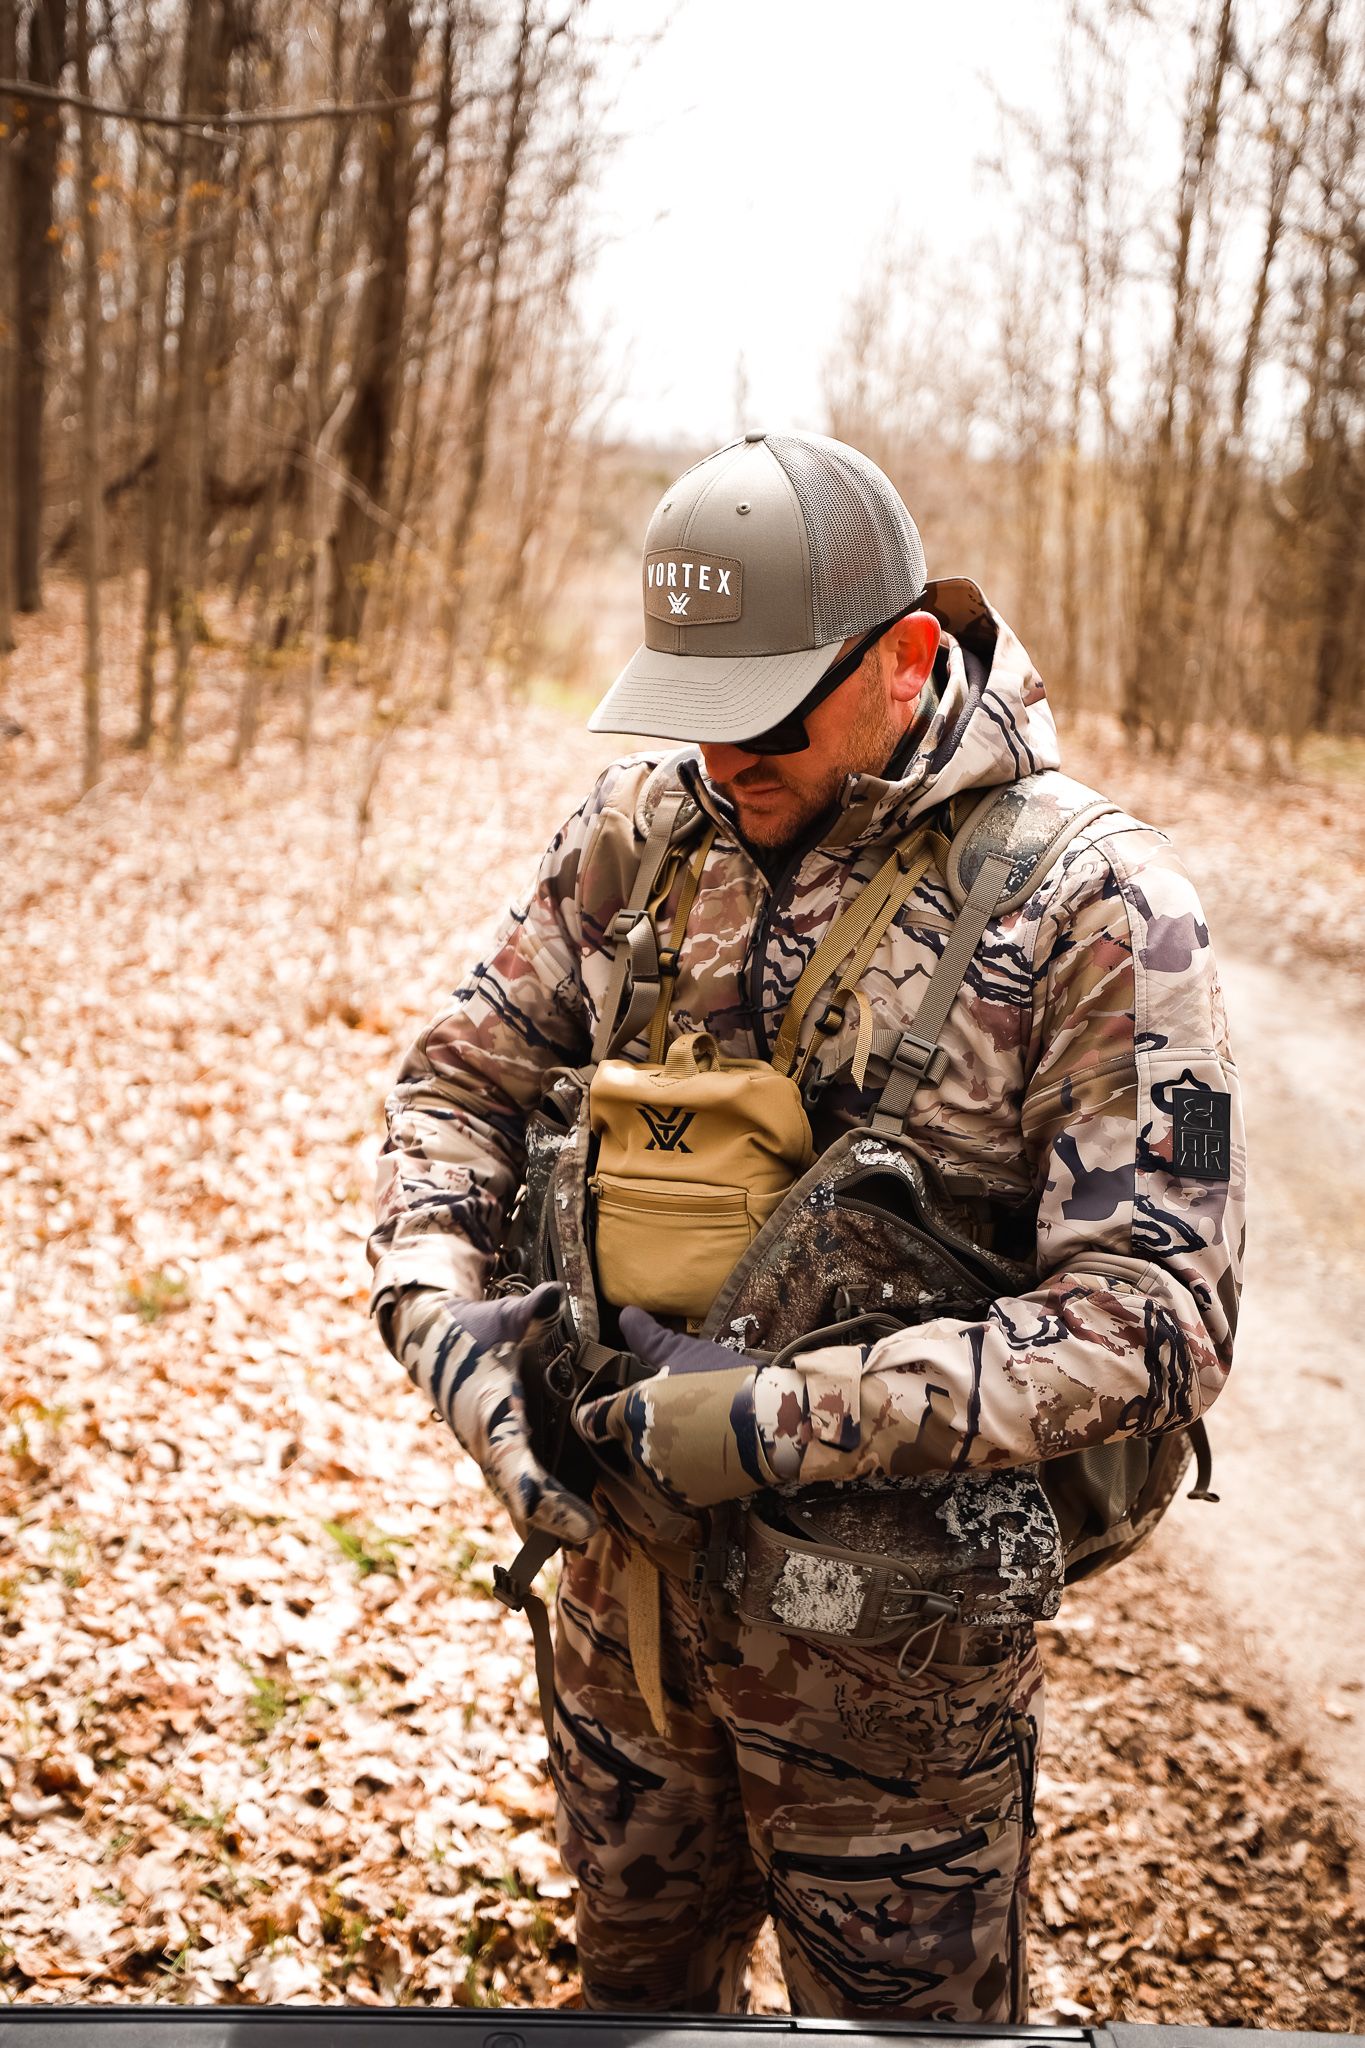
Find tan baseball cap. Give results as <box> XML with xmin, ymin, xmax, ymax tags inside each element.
<box><xmin>588</xmin><ymin>430</ymin><xmax>927</xmax><ymax>744</ymax></box>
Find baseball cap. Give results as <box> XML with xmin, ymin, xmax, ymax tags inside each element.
<box><xmin>588</xmin><ymin>430</ymin><xmax>927</xmax><ymax>745</ymax></box>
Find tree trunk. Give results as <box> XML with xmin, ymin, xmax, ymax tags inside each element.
<box><xmin>13</xmin><ymin>0</ymin><xmax>67</xmax><ymax>614</ymax></box>
<box><xmin>165</xmin><ymin>1</ymin><xmax>230</xmax><ymax>756</ymax></box>
<box><xmin>1124</xmin><ymin>0</ymin><xmax>1235</xmax><ymax>740</ymax></box>
<box><xmin>1201</xmin><ymin>130</ymin><xmax>1297</xmax><ymax>721</ymax></box>
<box><xmin>133</xmin><ymin>235</ymin><xmax>174</xmax><ymax>748</ymax></box>
<box><xmin>133</xmin><ymin>31</ymin><xmax>191</xmax><ymax>751</ymax></box>
<box><xmin>437</xmin><ymin>0</ymin><xmax>535</xmax><ymax>707</ymax></box>
<box><xmin>385</xmin><ymin>0</ymin><xmax>460</xmax><ymax>549</ymax></box>
<box><xmin>76</xmin><ymin>0</ymin><xmax>101</xmax><ymax>792</ymax></box>
<box><xmin>0</xmin><ymin>0</ymin><xmax>16</xmax><ymax>656</ymax></box>
<box><xmin>327</xmin><ymin>0</ymin><xmax>416</xmax><ymax>645</ymax></box>
<box><xmin>1308</xmin><ymin>242</ymin><xmax>1365</xmax><ymax>734</ymax></box>
<box><xmin>303</xmin><ymin>387</ymin><xmax>354</xmax><ymax>753</ymax></box>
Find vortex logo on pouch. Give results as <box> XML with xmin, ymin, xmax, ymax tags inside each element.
<box><xmin>638</xmin><ymin>1105</ymin><xmax>695</xmax><ymax>1152</ymax></box>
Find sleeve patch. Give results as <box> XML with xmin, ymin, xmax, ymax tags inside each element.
<box><xmin>1172</xmin><ymin>1087</ymin><xmax>1231</xmax><ymax>1182</ymax></box>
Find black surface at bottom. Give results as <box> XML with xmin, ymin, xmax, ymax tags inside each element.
<box><xmin>0</xmin><ymin>2014</ymin><xmax>1357</xmax><ymax>2048</ymax></box>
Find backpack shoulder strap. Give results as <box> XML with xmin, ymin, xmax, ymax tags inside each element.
<box><xmin>868</xmin><ymin>773</ymin><xmax>1118</xmax><ymax>1132</ymax></box>
<box><xmin>769</xmin><ymin>830</ymin><xmax>937</xmax><ymax>1080</ymax></box>
<box><xmin>944</xmin><ymin>771</ymin><xmax>1118</xmax><ymax>914</ymax></box>
<box><xmin>591</xmin><ymin>756</ymin><xmax>703</xmax><ymax>1065</ymax></box>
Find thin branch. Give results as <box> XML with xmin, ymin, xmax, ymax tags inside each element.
<box><xmin>0</xmin><ymin>78</ymin><xmax>485</xmax><ymax>140</ymax></box>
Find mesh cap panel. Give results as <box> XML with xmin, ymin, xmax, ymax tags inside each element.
<box><xmin>766</xmin><ymin>433</ymin><xmax>926</xmax><ymax>644</ymax></box>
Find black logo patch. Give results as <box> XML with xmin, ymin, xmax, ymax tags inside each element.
<box><xmin>1172</xmin><ymin>1088</ymin><xmax>1230</xmax><ymax>1182</ymax></box>
<box><xmin>638</xmin><ymin>1105</ymin><xmax>694</xmax><ymax>1153</ymax></box>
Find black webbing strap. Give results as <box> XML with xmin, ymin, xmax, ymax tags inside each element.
<box><xmin>492</xmin><ymin>1528</ymin><xmax>562</xmax><ymax>1745</ymax></box>
<box><xmin>1186</xmin><ymin>1418</ymin><xmax>1218</xmax><ymax>1502</ymax></box>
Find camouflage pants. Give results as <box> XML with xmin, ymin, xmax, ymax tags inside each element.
<box><xmin>551</xmin><ymin>1519</ymin><xmax>1044</xmax><ymax>2022</ymax></box>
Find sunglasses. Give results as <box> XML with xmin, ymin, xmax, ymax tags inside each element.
<box><xmin>734</xmin><ymin>600</ymin><xmax>922</xmax><ymax>755</ymax></box>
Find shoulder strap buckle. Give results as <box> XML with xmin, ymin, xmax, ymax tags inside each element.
<box><xmin>890</xmin><ymin>1029</ymin><xmax>949</xmax><ymax>1088</ymax></box>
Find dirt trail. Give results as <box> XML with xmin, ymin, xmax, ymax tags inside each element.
<box><xmin>1173</xmin><ymin>949</ymin><xmax>1365</xmax><ymax>1807</ymax></box>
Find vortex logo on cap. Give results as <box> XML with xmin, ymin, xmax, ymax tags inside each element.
<box><xmin>644</xmin><ymin>548</ymin><xmax>743</xmax><ymax>626</ymax></box>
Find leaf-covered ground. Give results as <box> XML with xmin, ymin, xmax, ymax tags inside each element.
<box><xmin>1</xmin><ymin>593</ymin><xmax>1361</xmax><ymax>2021</ymax></box>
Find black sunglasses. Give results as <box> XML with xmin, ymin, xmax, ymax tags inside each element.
<box><xmin>734</xmin><ymin>600</ymin><xmax>923</xmax><ymax>755</ymax></box>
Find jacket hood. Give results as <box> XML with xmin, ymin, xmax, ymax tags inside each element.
<box><xmin>638</xmin><ymin>579</ymin><xmax>1061</xmax><ymax>853</ymax></box>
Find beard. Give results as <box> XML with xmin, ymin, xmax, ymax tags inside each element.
<box><xmin>723</xmin><ymin>667</ymin><xmax>903</xmax><ymax>849</ymax></box>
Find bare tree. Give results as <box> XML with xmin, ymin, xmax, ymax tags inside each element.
<box><xmin>1</xmin><ymin>0</ymin><xmax>616</xmax><ymax>765</ymax></box>
<box><xmin>435</xmin><ymin>0</ymin><xmax>537</xmax><ymax>703</ymax></box>
<box><xmin>327</xmin><ymin>0</ymin><xmax>417</xmax><ymax>645</ymax></box>
<box><xmin>75</xmin><ymin>0</ymin><xmax>100</xmax><ymax>790</ymax></box>
<box><xmin>164</xmin><ymin>1</ymin><xmax>235</xmax><ymax>755</ymax></box>
<box><xmin>0</xmin><ymin>0</ymin><xmax>16</xmax><ymax>656</ymax></box>
<box><xmin>13</xmin><ymin>0</ymin><xmax>67</xmax><ymax>613</ymax></box>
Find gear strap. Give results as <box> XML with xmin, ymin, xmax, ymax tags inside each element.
<box><xmin>769</xmin><ymin>832</ymin><xmax>936</xmax><ymax>1080</ymax></box>
<box><xmin>492</xmin><ymin>1527</ymin><xmax>562</xmax><ymax>1745</ymax></box>
<box><xmin>646</xmin><ymin>822</ymin><xmax>717</xmax><ymax>1063</ymax></box>
<box><xmin>591</xmin><ymin>787</ymin><xmax>698</xmax><ymax>1065</ymax></box>
<box><xmin>868</xmin><ymin>848</ymin><xmax>1016</xmax><ymax>1131</ymax></box>
<box><xmin>845</xmin><ymin>781</ymin><xmax>1120</xmax><ymax>1131</ymax></box>
<box><xmin>626</xmin><ymin>1547</ymin><xmax>669</xmax><ymax>1737</ymax></box>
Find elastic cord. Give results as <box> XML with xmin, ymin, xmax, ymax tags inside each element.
<box><xmin>895</xmin><ymin>1610</ymin><xmax>949</xmax><ymax>1680</ymax></box>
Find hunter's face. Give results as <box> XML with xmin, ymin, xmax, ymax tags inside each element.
<box><xmin>698</xmin><ymin>613</ymin><xmax>941</xmax><ymax>850</ymax></box>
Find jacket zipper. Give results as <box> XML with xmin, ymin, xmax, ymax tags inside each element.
<box><xmin>746</xmin><ymin>848</ymin><xmax>804</xmax><ymax>1060</ymax></box>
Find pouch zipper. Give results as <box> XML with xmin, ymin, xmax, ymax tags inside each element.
<box><xmin>590</xmin><ymin>1175</ymin><xmax>749</xmax><ymax>1217</ymax></box>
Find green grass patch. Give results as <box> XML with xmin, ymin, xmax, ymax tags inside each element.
<box><xmin>241</xmin><ymin>1670</ymin><xmax>310</xmax><ymax>1739</ymax></box>
<box><xmin>174</xmin><ymin>1797</ymin><xmax>228</xmax><ymax>1835</ymax></box>
<box><xmin>323</xmin><ymin>1517</ymin><xmax>408</xmax><ymax>1579</ymax></box>
<box><xmin>124</xmin><ymin>1268</ymin><xmax>190</xmax><ymax>1322</ymax></box>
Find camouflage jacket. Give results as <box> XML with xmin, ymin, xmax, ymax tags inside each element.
<box><xmin>369</xmin><ymin>579</ymin><xmax>1244</xmax><ymax>1482</ymax></box>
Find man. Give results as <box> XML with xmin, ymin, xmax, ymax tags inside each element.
<box><xmin>368</xmin><ymin>431</ymin><xmax>1244</xmax><ymax>2021</ymax></box>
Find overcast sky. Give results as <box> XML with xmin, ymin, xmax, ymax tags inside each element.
<box><xmin>578</xmin><ymin>1</ymin><xmax>1065</xmax><ymax>444</ymax></box>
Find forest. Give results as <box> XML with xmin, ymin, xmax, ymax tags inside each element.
<box><xmin>0</xmin><ymin>0</ymin><xmax>1361</xmax><ymax>787</ymax></box>
<box><xmin>1</xmin><ymin>0</ymin><xmax>1363</xmax><ymax>2024</ymax></box>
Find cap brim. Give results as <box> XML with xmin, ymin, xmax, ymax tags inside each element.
<box><xmin>587</xmin><ymin>637</ymin><xmax>844</xmax><ymax>744</ymax></box>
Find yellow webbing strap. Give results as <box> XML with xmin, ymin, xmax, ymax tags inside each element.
<box><xmin>791</xmin><ymin>840</ymin><xmax>937</xmax><ymax>1085</ymax></box>
<box><xmin>849</xmin><ymin>989</ymin><xmax>875</xmax><ymax>1091</ymax></box>
<box><xmin>771</xmin><ymin>832</ymin><xmax>935</xmax><ymax>1080</ymax></box>
<box><xmin>626</xmin><ymin>1544</ymin><xmax>669</xmax><ymax>1737</ymax></box>
<box><xmin>646</xmin><ymin>824</ymin><xmax>717</xmax><ymax>1063</ymax></box>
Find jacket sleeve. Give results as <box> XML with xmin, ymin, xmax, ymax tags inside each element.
<box><xmin>788</xmin><ymin>828</ymin><xmax>1246</xmax><ymax>1484</ymax></box>
<box><xmin>367</xmin><ymin>769</ymin><xmax>628</xmax><ymax>1323</ymax></box>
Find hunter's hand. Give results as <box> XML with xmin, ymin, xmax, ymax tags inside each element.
<box><xmin>575</xmin><ymin>1307</ymin><xmax>812</xmax><ymax>1508</ymax></box>
<box><xmin>389</xmin><ymin>1282</ymin><xmax>597</xmax><ymax>1547</ymax></box>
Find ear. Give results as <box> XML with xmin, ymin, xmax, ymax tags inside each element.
<box><xmin>885</xmin><ymin>611</ymin><xmax>941</xmax><ymax>707</ymax></box>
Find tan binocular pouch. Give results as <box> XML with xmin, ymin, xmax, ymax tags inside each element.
<box><xmin>589</xmin><ymin>1032</ymin><xmax>814</xmax><ymax>1322</ymax></box>
<box><xmin>585</xmin><ymin>816</ymin><xmax>938</xmax><ymax>1327</ymax></box>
